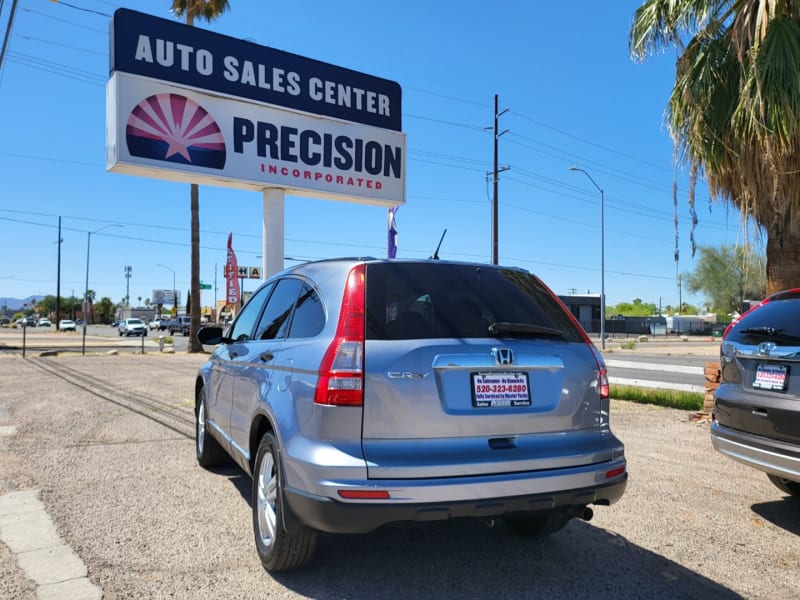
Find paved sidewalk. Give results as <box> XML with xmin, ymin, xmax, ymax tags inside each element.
<box><xmin>0</xmin><ymin>491</ymin><xmax>101</xmax><ymax>600</ymax></box>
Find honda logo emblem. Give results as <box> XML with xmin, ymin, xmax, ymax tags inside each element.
<box><xmin>493</xmin><ymin>347</ymin><xmax>513</xmax><ymax>365</ymax></box>
<box><xmin>758</xmin><ymin>342</ymin><xmax>776</xmax><ymax>356</ymax></box>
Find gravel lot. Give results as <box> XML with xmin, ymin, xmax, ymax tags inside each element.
<box><xmin>0</xmin><ymin>351</ymin><xmax>798</xmax><ymax>599</ymax></box>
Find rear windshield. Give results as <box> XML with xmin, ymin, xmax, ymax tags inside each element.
<box><xmin>365</xmin><ymin>262</ymin><xmax>584</xmax><ymax>342</ymax></box>
<box><xmin>727</xmin><ymin>297</ymin><xmax>800</xmax><ymax>344</ymax></box>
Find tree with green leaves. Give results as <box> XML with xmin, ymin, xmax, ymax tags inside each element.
<box><xmin>95</xmin><ymin>297</ymin><xmax>116</xmax><ymax>324</ymax></box>
<box><xmin>85</xmin><ymin>289</ymin><xmax>97</xmax><ymax>324</ymax></box>
<box><xmin>683</xmin><ymin>244</ymin><xmax>765</xmax><ymax>314</ymax></box>
<box><xmin>608</xmin><ymin>298</ymin><xmax>658</xmax><ymax>317</ymax></box>
<box><xmin>630</xmin><ymin>1</ymin><xmax>800</xmax><ymax>295</ymax></box>
<box><xmin>169</xmin><ymin>0</ymin><xmax>231</xmax><ymax>352</ymax></box>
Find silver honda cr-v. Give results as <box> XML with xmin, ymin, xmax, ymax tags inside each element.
<box><xmin>195</xmin><ymin>258</ymin><xmax>627</xmax><ymax>571</ymax></box>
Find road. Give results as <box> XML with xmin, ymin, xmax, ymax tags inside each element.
<box><xmin>0</xmin><ymin>324</ymin><xmax>194</xmax><ymax>355</ymax></box>
<box><xmin>2</xmin><ymin>328</ymin><xmax>718</xmax><ymax>392</ymax></box>
<box><xmin>1</xmin><ymin>350</ymin><xmax>797</xmax><ymax>599</ymax></box>
<box><xmin>601</xmin><ymin>337</ymin><xmax>720</xmax><ymax>393</ymax></box>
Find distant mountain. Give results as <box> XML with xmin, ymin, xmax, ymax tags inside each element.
<box><xmin>0</xmin><ymin>295</ymin><xmax>45</xmax><ymax>312</ymax></box>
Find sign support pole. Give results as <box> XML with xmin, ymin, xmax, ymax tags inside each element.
<box><xmin>263</xmin><ymin>188</ymin><xmax>285</xmax><ymax>279</ymax></box>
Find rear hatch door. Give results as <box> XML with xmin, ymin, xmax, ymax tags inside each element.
<box><xmin>361</xmin><ymin>261</ymin><xmax>611</xmax><ymax>479</ymax></box>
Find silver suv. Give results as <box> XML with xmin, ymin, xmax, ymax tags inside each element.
<box><xmin>118</xmin><ymin>318</ymin><xmax>147</xmax><ymax>336</ymax></box>
<box><xmin>195</xmin><ymin>259</ymin><xmax>627</xmax><ymax>571</ymax></box>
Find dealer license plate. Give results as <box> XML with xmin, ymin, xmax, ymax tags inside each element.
<box><xmin>753</xmin><ymin>364</ymin><xmax>789</xmax><ymax>391</ymax></box>
<box><xmin>471</xmin><ymin>372</ymin><xmax>531</xmax><ymax>407</ymax></box>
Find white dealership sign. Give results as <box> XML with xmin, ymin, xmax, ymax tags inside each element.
<box><xmin>107</xmin><ymin>73</ymin><xmax>405</xmax><ymax>205</ymax></box>
<box><xmin>106</xmin><ymin>9</ymin><xmax>406</xmax><ymax>207</ymax></box>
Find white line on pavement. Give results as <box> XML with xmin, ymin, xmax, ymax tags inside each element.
<box><xmin>605</xmin><ymin>359</ymin><xmax>704</xmax><ymax>375</ymax></box>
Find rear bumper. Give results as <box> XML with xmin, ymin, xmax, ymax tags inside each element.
<box><xmin>711</xmin><ymin>420</ymin><xmax>800</xmax><ymax>482</ymax></box>
<box><xmin>284</xmin><ymin>472</ymin><xmax>627</xmax><ymax>534</ymax></box>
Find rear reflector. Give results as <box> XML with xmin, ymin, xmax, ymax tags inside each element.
<box><xmin>338</xmin><ymin>490</ymin><xmax>391</xmax><ymax>499</ymax></box>
<box><xmin>605</xmin><ymin>466</ymin><xmax>625</xmax><ymax>479</ymax></box>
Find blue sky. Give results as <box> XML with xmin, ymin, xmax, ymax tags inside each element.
<box><xmin>0</xmin><ymin>1</ymin><xmax>745</xmax><ymax>312</ymax></box>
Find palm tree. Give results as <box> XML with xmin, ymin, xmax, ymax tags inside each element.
<box><xmin>86</xmin><ymin>289</ymin><xmax>97</xmax><ymax>324</ymax></box>
<box><xmin>630</xmin><ymin>1</ymin><xmax>800</xmax><ymax>295</ymax></box>
<box><xmin>169</xmin><ymin>0</ymin><xmax>230</xmax><ymax>351</ymax></box>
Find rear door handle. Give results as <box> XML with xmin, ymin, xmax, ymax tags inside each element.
<box><xmin>260</xmin><ymin>352</ymin><xmax>274</xmax><ymax>362</ymax></box>
<box><xmin>752</xmin><ymin>408</ymin><xmax>768</xmax><ymax>418</ymax></box>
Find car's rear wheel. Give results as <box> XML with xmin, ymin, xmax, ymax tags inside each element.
<box><xmin>252</xmin><ymin>432</ymin><xmax>317</xmax><ymax>571</ymax></box>
<box><xmin>767</xmin><ymin>474</ymin><xmax>800</xmax><ymax>499</ymax></box>
<box><xmin>503</xmin><ymin>512</ymin><xmax>571</xmax><ymax>538</ymax></box>
<box><xmin>195</xmin><ymin>387</ymin><xmax>226</xmax><ymax>467</ymax></box>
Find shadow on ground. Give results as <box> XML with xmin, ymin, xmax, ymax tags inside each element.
<box><xmin>218</xmin><ymin>465</ymin><xmax>741</xmax><ymax>599</ymax></box>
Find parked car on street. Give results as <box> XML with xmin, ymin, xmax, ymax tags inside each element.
<box><xmin>194</xmin><ymin>258</ymin><xmax>627</xmax><ymax>571</ymax></box>
<box><xmin>167</xmin><ymin>315</ymin><xmax>191</xmax><ymax>336</ymax></box>
<box><xmin>17</xmin><ymin>317</ymin><xmax>36</xmax><ymax>328</ymax></box>
<box><xmin>37</xmin><ymin>318</ymin><xmax>51</xmax><ymax>327</ymax></box>
<box><xmin>712</xmin><ymin>288</ymin><xmax>800</xmax><ymax>500</ymax></box>
<box><xmin>149</xmin><ymin>316</ymin><xmax>168</xmax><ymax>331</ymax></box>
<box><xmin>59</xmin><ymin>319</ymin><xmax>77</xmax><ymax>332</ymax></box>
<box><xmin>118</xmin><ymin>318</ymin><xmax>147</xmax><ymax>337</ymax></box>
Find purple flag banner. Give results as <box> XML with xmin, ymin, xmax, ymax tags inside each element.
<box><xmin>388</xmin><ymin>206</ymin><xmax>399</xmax><ymax>258</ymax></box>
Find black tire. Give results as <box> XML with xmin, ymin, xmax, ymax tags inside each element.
<box><xmin>767</xmin><ymin>474</ymin><xmax>800</xmax><ymax>499</ymax></box>
<box><xmin>195</xmin><ymin>387</ymin><xmax>226</xmax><ymax>468</ymax></box>
<box><xmin>503</xmin><ymin>512</ymin><xmax>572</xmax><ymax>539</ymax></box>
<box><xmin>252</xmin><ymin>432</ymin><xmax>318</xmax><ymax>571</ymax></box>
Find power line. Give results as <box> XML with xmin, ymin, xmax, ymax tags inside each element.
<box><xmin>49</xmin><ymin>1</ymin><xmax>111</xmax><ymax>18</ymax></box>
<box><xmin>509</xmin><ymin>110</ymin><xmax>672</xmax><ymax>174</ymax></box>
<box><xmin>18</xmin><ymin>34</ymin><xmax>106</xmax><ymax>55</ymax></box>
<box><xmin>20</xmin><ymin>6</ymin><xmax>107</xmax><ymax>33</ymax></box>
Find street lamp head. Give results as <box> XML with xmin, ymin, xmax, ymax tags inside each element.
<box><xmin>91</xmin><ymin>223</ymin><xmax>123</xmax><ymax>236</ymax></box>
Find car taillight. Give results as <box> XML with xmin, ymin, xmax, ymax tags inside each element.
<box><xmin>598</xmin><ymin>367</ymin><xmax>610</xmax><ymax>400</ymax></box>
<box><xmin>314</xmin><ymin>264</ymin><xmax>365</xmax><ymax>406</ymax></box>
<box><xmin>536</xmin><ymin>278</ymin><xmax>609</xmax><ymax>400</ymax></box>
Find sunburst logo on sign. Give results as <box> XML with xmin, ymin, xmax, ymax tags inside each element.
<box><xmin>126</xmin><ymin>93</ymin><xmax>226</xmax><ymax>169</ymax></box>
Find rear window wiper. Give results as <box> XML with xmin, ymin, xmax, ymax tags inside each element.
<box><xmin>738</xmin><ymin>326</ymin><xmax>783</xmax><ymax>337</ymax></box>
<box><xmin>488</xmin><ymin>322</ymin><xmax>565</xmax><ymax>338</ymax></box>
<box><xmin>737</xmin><ymin>327</ymin><xmax>800</xmax><ymax>344</ymax></box>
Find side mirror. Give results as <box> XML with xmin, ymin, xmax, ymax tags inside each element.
<box><xmin>197</xmin><ymin>326</ymin><xmax>225</xmax><ymax>346</ymax></box>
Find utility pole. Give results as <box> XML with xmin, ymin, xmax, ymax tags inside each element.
<box><xmin>124</xmin><ymin>265</ymin><xmax>132</xmax><ymax>306</ymax></box>
<box><xmin>488</xmin><ymin>95</ymin><xmax>509</xmax><ymax>265</ymax></box>
<box><xmin>0</xmin><ymin>0</ymin><xmax>19</xmax><ymax>74</ymax></box>
<box><xmin>56</xmin><ymin>217</ymin><xmax>63</xmax><ymax>329</ymax></box>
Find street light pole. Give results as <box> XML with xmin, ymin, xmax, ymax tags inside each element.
<box><xmin>82</xmin><ymin>224</ymin><xmax>122</xmax><ymax>355</ymax></box>
<box><xmin>157</xmin><ymin>264</ymin><xmax>176</xmax><ymax>315</ymax></box>
<box><xmin>569</xmin><ymin>166</ymin><xmax>605</xmax><ymax>350</ymax></box>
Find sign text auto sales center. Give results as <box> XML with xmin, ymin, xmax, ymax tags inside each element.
<box><xmin>106</xmin><ymin>8</ymin><xmax>406</xmax><ymax>206</ymax></box>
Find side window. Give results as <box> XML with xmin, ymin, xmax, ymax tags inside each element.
<box><xmin>255</xmin><ymin>278</ymin><xmax>303</xmax><ymax>341</ymax></box>
<box><xmin>229</xmin><ymin>282</ymin><xmax>275</xmax><ymax>342</ymax></box>
<box><xmin>288</xmin><ymin>283</ymin><xmax>325</xmax><ymax>338</ymax></box>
